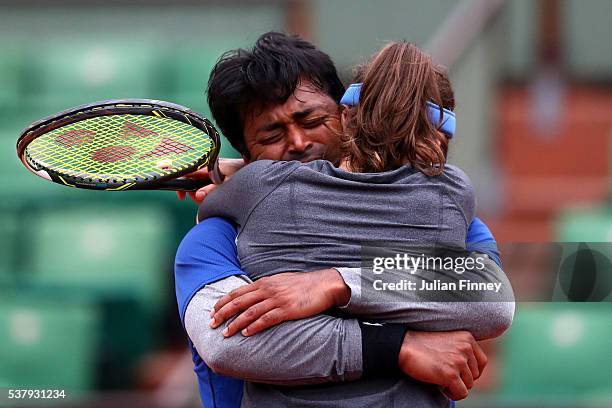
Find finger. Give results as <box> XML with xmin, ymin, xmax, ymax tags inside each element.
<box><xmin>187</xmin><ymin>191</ymin><xmax>200</xmax><ymax>204</ymax></box>
<box><xmin>195</xmin><ymin>184</ymin><xmax>218</xmax><ymax>202</ymax></box>
<box><xmin>210</xmin><ymin>289</ymin><xmax>264</xmax><ymax>328</ymax></box>
<box><xmin>445</xmin><ymin>377</ymin><xmax>469</xmax><ymax>401</ymax></box>
<box><xmin>212</xmin><ymin>284</ymin><xmax>261</xmax><ymax>318</ymax></box>
<box><xmin>176</xmin><ymin>191</ymin><xmax>185</xmax><ymax>200</ymax></box>
<box><xmin>194</xmin><ymin>189</ymin><xmax>208</xmax><ymax>202</ymax></box>
<box><xmin>467</xmin><ymin>352</ymin><xmax>480</xmax><ymax>380</ymax></box>
<box><xmin>202</xmin><ymin>184</ymin><xmax>218</xmax><ymax>194</ymax></box>
<box><xmin>241</xmin><ymin>308</ymin><xmax>284</xmax><ymax>337</ymax></box>
<box><xmin>472</xmin><ymin>342</ymin><xmax>488</xmax><ymax>375</ymax></box>
<box><xmin>183</xmin><ymin>168</ymin><xmax>211</xmax><ymax>180</ymax></box>
<box><xmin>212</xmin><ymin>283</ymin><xmax>262</xmax><ymax>314</ymax></box>
<box><xmin>459</xmin><ymin>363</ymin><xmax>474</xmax><ymax>390</ymax></box>
<box><xmin>223</xmin><ymin>299</ymin><xmax>277</xmax><ymax>337</ymax></box>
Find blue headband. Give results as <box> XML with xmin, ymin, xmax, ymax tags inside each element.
<box><xmin>340</xmin><ymin>83</ymin><xmax>456</xmax><ymax>137</ymax></box>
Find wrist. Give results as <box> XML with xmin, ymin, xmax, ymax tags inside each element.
<box><xmin>323</xmin><ymin>268</ymin><xmax>351</xmax><ymax>307</ymax></box>
<box><xmin>398</xmin><ymin>331</ymin><xmax>412</xmax><ymax>369</ymax></box>
<box><xmin>360</xmin><ymin>322</ymin><xmax>408</xmax><ymax>378</ymax></box>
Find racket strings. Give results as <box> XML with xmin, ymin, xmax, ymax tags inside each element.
<box><xmin>122</xmin><ymin>121</ymin><xmax>159</xmax><ymax>139</ymax></box>
<box><xmin>26</xmin><ymin>114</ymin><xmax>213</xmax><ymax>183</ymax></box>
<box><xmin>55</xmin><ymin>129</ymin><xmax>96</xmax><ymax>148</ymax></box>
<box><xmin>138</xmin><ymin>138</ymin><xmax>194</xmax><ymax>159</ymax></box>
<box><xmin>93</xmin><ymin>146</ymin><xmax>138</xmax><ymax>163</ymax></box>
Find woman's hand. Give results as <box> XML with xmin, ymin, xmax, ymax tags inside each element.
<box><xmin>176</xmin><ymin>158</ymin><xmax>246</xmax><ymax>204</ymax></box>
<box><xmin>209</xmin><ymin>268</ymin><xmax>351</xmax><ymax>337</ymax></box>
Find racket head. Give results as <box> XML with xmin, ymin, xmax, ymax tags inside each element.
<box><xmin>16</xmin><ymin>99</ymin><xmax>220</xmax><ymax>191</ymax></box>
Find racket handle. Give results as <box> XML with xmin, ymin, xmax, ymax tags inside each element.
<box><xmin>156</xmin><ymin>178</ymin><xmax>212</xmax><ymax>191</ymax></box>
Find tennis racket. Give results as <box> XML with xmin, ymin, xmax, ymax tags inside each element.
<box><xmin>16</xmin><ymin>99</ymin><xmax>221</xmax><ymax>191</ymax></box>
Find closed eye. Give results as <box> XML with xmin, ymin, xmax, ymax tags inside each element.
<box><xmin>300</xmin><ymin>116</ymin><xmax>327</xmax><ymax>129</ymax></box>
<box><xmin>258</xmin><ymin>133</ymin><xmax>284</xmax><ymax>145</ymax></box>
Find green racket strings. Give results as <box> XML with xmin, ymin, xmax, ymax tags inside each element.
<box><xmin>25</xmin><ymin>114</ymin><xmax>213</xmax><ymax>183</ymax></box>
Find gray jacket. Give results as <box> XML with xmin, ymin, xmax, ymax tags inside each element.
<box><xmin>187</xmin><ymin>160</ymin><xmax>515</xmax><ymax>407</ymax></box>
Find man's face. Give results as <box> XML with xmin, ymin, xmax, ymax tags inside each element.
<box><xmin>242</xmin><ymin>81</ymin><xmax>343</xmax><ymax>164</ymax></box>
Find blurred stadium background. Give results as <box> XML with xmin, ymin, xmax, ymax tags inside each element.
<box><xmin>0</xmin><ymin>0</ymin><xmax>611</xmax><ymax>407</ymax></box>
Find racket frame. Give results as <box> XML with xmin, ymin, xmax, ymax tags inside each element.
<box><xmin>16</xmin><ymin>99</ymin><xmax>220</xmax><ymax>191</ymax></box>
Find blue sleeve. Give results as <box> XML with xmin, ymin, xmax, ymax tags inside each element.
<box><xmin>174</xmin><ymin>217</ymin><xmax>246</xmax><ymax>324</ymax></box>
<box><xmin>465</xmin><ymin>217</ymin><xmax>502</xmax><ymax>267</ymax></box>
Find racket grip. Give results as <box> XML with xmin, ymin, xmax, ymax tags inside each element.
<box><xmin>158</xmin><ymin>178</ymin><xmax>212</xmax><ymax>191</ymax></box>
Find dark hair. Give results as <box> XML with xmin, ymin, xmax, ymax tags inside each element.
<box><xmin>342</xmin><ymin>42</ymin><xmax>454</xmax><ymax>176</ymax></box>
<box><xmin>207</xmin><ymin>31</ymin><xmax>345</xmax><ymax>157</ymax></box>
